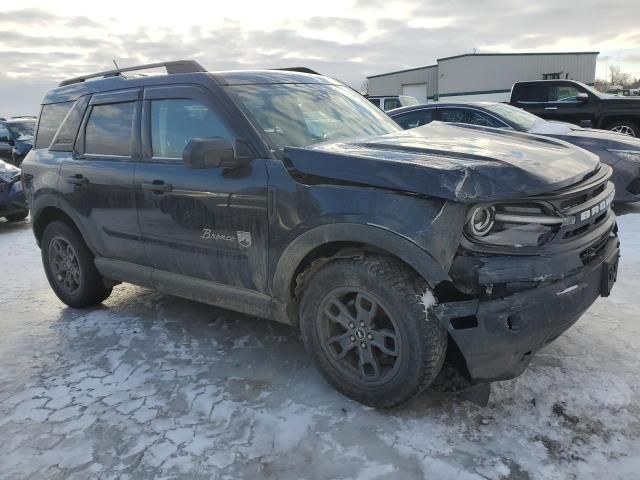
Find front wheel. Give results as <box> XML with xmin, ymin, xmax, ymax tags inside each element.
<box><xmin>41</xmin><ymin>221</ymin><xmax>112</xmax><ymax>308</ymax></box>
<box><xmin>299</xmin><ymin>255</ymin><xmax>447</xmax><ymax>408</ymax></box>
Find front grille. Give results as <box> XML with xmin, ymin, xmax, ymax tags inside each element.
<box><xmin>532</xmin><ymin>165</ymin><xmax>615</xmax><ymax>249</ymax></box>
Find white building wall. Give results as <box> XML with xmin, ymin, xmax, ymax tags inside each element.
<box><xmin>437</xmin><ymin>53</ymin><xmax>597</xmax><ymax>99</ymax></box>
<box><xmin>368</xmin><ymin>65</ymin><xmax>438</xmax><ymax>101</ymax></box>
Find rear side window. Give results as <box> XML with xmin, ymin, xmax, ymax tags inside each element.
<box><xmin>150</xmin><ymin>99</ymin><xmax>231</xmax><ymax>159</ymax></box>
<box><xmin>515</xmin><ymin>85</ymin><xmax>548</xmax><ymax>103</ymax></box>
<box><xmin>35</xmin><ymin>101</ymin><xmax>74</xmax><ymax>149</ymax></box>
<box><xmin>384</xmin><ymin>98</ymin><xmax>401</xmax><ymax>110</ymax></box>
<box><xmin>84</xmin><ymin>102</ymin><xmax>135</xmax><ymax>156</ymax></box>
<box><xmin>394</xmin><ymin>110</ymin><xmax>433</xmax><ymax>129</ymax></box>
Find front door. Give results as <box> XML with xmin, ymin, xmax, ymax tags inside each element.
<box><xmin>135</xmin><ymin>85</ymin><xmax>269</xmax><ymax>293</ymax></box>
<box><xmin>60</xmin><ymin>88</ymin><xmax>145</xmax><ymax>265</ymax></box>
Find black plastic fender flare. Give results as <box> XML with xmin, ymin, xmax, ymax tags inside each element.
<box><xmin>270</xmin><ymin>223</ymin><xmax>450</xmax><ymax>322</ymax></box>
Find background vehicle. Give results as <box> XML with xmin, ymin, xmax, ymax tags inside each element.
<box><xmin>0</xmin><ymin>116</ymin><xmax>35</xmax><ymax>166</ymax></box>
<box><xmin>509</xmin><ymin>79</ymin><xmax>640</xmax><ymax>136</ymax></box>
<box><xmin>22</xmin><ymin>60</ymin><xmax>619</xmax><ymax>408</ymax></box>
<box><xmin>389</xmin><ymin>101</ymin><xmax>640</xmax><ymax>203</ymax></box>
<box><xmin>366</xmin><ymin>95</ymin><xmax>419</xmax><ymax>111</ymax></box>
<box><xmin>0</xmin><ymin>159</ymin><xmax>28</xmax><ymax>222</ymax></box>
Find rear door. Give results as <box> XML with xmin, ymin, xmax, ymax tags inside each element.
<box><xmin>60</xmin><ymin>88</ymin><xmax>145</xmax><ymax>264</ymax></box>
<box><xmin>135</xmin><ymin>84</ymin><xmax>269</xmax><ymax>292</ymax></box>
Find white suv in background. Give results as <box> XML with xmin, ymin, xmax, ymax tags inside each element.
<box><xmin>367</xmin><ymin>95</ymin><xmax>419</xmax><ymax>111</ymax></box>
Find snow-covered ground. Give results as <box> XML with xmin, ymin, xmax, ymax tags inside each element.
<box><xmin>0</xmin><ymin>207</ymin><xmax>639</xmax><ymax>480</ymax></box>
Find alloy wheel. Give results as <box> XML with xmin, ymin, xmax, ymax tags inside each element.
<box><xmin>49</xmin><ymin>237</ymin><xmax>81</xmax><ymax>294</ymax></box>
<box><xmin>610</xmin><ymin>125</ymin><xmax>636</xmax><ymax>136</ymax></box>
<box><xmin>317</xmin><ymin>288</ymin><xmax>402</xmax><ymax>386</ymax></box>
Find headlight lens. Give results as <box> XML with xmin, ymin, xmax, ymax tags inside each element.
<box><xmin>608</xmin><ymin>149</ymin><xmax>640</xmax><ymax>163</ymax></box>
<box><xmin>465</xmin><ymin>203</ymin><xmax>564</xmax><ymax>247</ymax></box>
<box><xmin>0</xmin><ymin>163</ymin><xmax>20</xmax><ymax>182</ymax></box>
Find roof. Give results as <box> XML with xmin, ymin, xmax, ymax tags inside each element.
<box><xmin>367</xmin><ymin>64</ymin><xmax>437</xmax><ymax>80</ymax></box>
<box><xmin>367</xmin><ymin>51</ymin><xmax>600</xmax><ymax>79</ymax></box>
<box><xmin>43</xmin><ymin>63</ymin><xmax>339</xmax><ymax>104</ymax></box>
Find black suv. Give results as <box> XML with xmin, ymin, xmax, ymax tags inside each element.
<box><xmin>510</xmin><ymin>79</ymin><xmax>640</xmax><ymax>136</ymax></box>
<box><xmin>22</xmin><ymin>61</ymin><xmax>620</xmax><ymax>407</ymax></box>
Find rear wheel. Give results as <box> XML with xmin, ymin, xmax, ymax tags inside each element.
<box><xmin>607</xmin><ymin>120</ymin><xmax>638</xmax><ymax>137</ymax></box>
<box><xmin>41</xmin><ymin>221</ymin><xmax>112</xmax><ymax>308</ymax></box>
<box><xmin>299</xmin><ymin>255</ymin><xmax>447</xmax><ymax>408</ymax></box>
<box><xmin>5</xmin><ymin>210</ymin><xmax>28</xmax><ymax>222</ymax></box>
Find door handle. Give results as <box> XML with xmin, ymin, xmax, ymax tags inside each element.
<box><xmin>141</xmin><ymin>181</ymin><xmax>173</xmax><ymax>194</ymax></box>
<box><xmin>67</xmin><ymin>174</ymin><xmax>89</xmax><ymax>186</ymax></box>
<box><xmin>544</xmin><ymin>107</ymin><xmax>558</xmax><ymax>111</ymax></box>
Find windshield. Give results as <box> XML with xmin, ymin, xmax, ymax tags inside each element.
<box><xmin>225</xmin><ymin>83</ymin><xmax>401</xmax><ymax>157</ymax></box>
<box><xmin>6</xmin><ymin>120</ymin><xmax>35</xmax><ymax>137</ymax></box>
<box><xmin>483</xmin><ymin>103</ymin><xmax>541</xmax><ymax>131</ymax></box>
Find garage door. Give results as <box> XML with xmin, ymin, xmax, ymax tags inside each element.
<box><xmin>402</xmin><ymin>83</ymin><xmax>428</xmax><ymax>103</ymax></box>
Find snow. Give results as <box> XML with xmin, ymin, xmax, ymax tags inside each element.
<box><xmin>1</xmin><ymin>207</ymin><xmax>639</xmax><ymax>479</ymax></box>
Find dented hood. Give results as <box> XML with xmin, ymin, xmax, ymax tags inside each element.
<box><xmin>283</xmin><ymin>122</ymin><xmax>600</xmax><ymax>202</ymax></box>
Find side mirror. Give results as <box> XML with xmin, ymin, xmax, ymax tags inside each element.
<box><xmin>576</xmin><ymin>92</ymin><xmax>589</xmax><ymax>103</ymax></box>
<box><xmin>183</xmin><ymin>137</ymin><xmax>235</xmax><ymax>169</ymax></box>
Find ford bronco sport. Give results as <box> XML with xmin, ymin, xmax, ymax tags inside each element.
<box><xmin>22</xmin><ymin>60</ymin><xmax>620</xmax><ymax>407</ymax></box>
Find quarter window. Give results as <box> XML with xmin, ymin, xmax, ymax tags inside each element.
<box><xmin>84</xmin><ymin>102</ymin><xmax>135</xmax><ymax>156</ymax></box>
<box><xmin>35</xmin><ymin>101</ymin><xmax>74</xmax><ymax>149</ymax></box>
<box><xmin>150</xmin><ymin>99</ymin><xmax>230</xmax><ymax>159</ymax></box>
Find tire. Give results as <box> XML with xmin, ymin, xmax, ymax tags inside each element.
<box><xmin>41</xmin><ymin>221</ymin><xmax>112</xmax><ymax>308</ymax></box>
<box><xmin>5</xmin><ymin>210</ymin><xmax>28</xmax><ymax>222</ymax></box>
<box><xmin>299</xmin><ymin>255</ymin><xmax>447</xmax><ymax>408</ymax></box>
<box><xmin>606</xmin><ymin>120</ymin><xmax>638</xmax><ymax>137</ymax></box>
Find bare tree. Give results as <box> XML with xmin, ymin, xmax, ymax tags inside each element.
<box><xmin>609</xmin><ymin>65</ymin><xmax>630</xmax><ymax>86</ymax></box>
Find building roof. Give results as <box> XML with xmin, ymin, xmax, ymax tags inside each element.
<box><xmin>367</xmin><ymin>51</ymin><xmax>600</xmax><ymax>79</ymax></box>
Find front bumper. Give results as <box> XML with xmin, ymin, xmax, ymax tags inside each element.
<box><xmin>435</xmin><ymin>234</ymin><xmax>620</xmax><ymax>382</ymax></box>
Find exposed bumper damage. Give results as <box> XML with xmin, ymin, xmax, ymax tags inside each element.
<box><xmin>435</xmin><ymin>234</ymin><xmax>620</xmax><ymax>383</ymax></box>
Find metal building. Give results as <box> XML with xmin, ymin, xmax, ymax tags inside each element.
<box><xmin>367</xmin><ymin>52</ymin><xmax>599</xmax><ymax>103</ymax></box>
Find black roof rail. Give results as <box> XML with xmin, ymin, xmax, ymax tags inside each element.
<box><xmin>58</xmin><ymin>60</ymin><xmax>207</xmax><ymax>87</ymax></box>
<box><xmin>272</xmin><ymin>67</ymin><xmax>322</xmax><ymax>75</ymax></box>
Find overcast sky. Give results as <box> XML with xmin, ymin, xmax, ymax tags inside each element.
<box><xmin>1</xmin><ymin>0</ymin><xmax>639</xmax><ymax>116</ymax></box>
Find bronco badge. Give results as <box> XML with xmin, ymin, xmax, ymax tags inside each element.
<box><xmin>237</xmin><ymin>231</ymin><xmax>252</xmax><ymax>248</ymax></box>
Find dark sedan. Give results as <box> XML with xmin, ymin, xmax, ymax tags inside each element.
<box><xmin>389</xmin><ymin>102</ymin><xmax>640</xmax><ymax>203</ymax></box>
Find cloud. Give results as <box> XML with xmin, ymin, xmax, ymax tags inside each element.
<box><xmin>1</xmin><ymin>1</ymin><xmax>639</xmax><ymax>116</ymax></box>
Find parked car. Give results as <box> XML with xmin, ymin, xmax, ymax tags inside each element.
<box><xmin>509</xmin><ymin>79</ymin><xmax>640</xmax><ymax>136</ymax></box>
<box><xmin>366</xmin><ymin>95</ymin><xmax>419</xmax><ymax>111</ymax></box>
<box><xmin>389</xmin><ymin>102</ymin><xmax>640</xmax><ymax>203</ymax></box>
<box><xmin>22</xmin><ymin>60</ymin><xmax>619</xmax><ymax>408</ymax></box>
<box><xmin>0</xmin><ymin>159</ymin><xmax>28</xmax><ymax>222</ymax></box>
<box><xmin>0</xmin><ymin>116</ymin><xmax>36</xmax><ymax>166</ymax></box>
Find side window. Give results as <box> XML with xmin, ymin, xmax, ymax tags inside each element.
<box><xmin>84</xmin><ymin>102</ymin><xmax>135</xmax><ymax>157</ymax></box>
<box><xmin>0</xmin><ymin>123</ymin><xmax>11</xmax><ymax>141</ymax></box>
<box><xmin>551</xmin><ymin>85</ymin><xmax>582</xmax><ymax>102</ymax></box>
<box><xmin>439</xmin><ymin>109</ymin><xmax>502</xmax><ymax>128</ymax></box>
<box><xmin>516</xmin><ymin>85</ymin><xmax>549</xmax><ymax>103</ymax></box>
<box><xmin>368</xmin><ymin>98</ymin><xmax>381</xmax><ymax>108</ymax></box>
<box><xmin>384</xmin><ymin>98</ymin><xmax>401</xmax><ymax>110</ymax></box>
<box><xmin>150</xmin><ymin>99</ymin><xmax>231</xmax><ymax>159</ymax></box>
<box><xmin>394</xmin><ymin>110</ymin><xmax>433</xmax><ymax>129</ymax></box>
<box><xmin>35</xmin><ymin>101</ymin><xmax>74</xmax><ymax>149</ymax></box>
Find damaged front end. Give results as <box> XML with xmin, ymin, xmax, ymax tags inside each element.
<box><xmin>435</xmin><ymin>164</ymin><xmax>620</xmax><ymax>384</ymax></box>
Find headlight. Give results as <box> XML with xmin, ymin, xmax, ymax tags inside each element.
<box><xmin>465</xmin><ymin>203</ymin><xmax>565</xmax><ymax>247</ymax></box>
<box><xmin>608</xmin><ymin>149</ymin><xmax>640</xmax><ymax>163</ymax></box>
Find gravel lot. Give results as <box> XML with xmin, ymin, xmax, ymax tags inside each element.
<box><xmin>1</xmin><ymin>206</ymin><xmax>639</xmax><ymax>480</ymax></box>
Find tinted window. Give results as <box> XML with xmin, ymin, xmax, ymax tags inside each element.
<box><xmin>384</xmin><ymin>98</ymin><xmax>401</xmax><ymax>110</ymax></box>
<box><xmin>84</xmin><ymin>102</ymin><xmax>135</xmax><ymax>156</ymax></box>
<box><xmin>394</xmin><ymin>110</ymin><xmax>433</xmax><ymax>129</ymax></box>
<box><xmin>0</xmin><ymin>123</ymin><xmax>11</xmax><ymax>140</ymax></box>
<box><xmin>368</xmin><ymin>98</ymin><xmax>381</xmax><ymax>108</ymax></box>
<box><xmin>439</xmin><ymin>108</ymin><xmax>503</xmax><ymax>127</ymax></box>
<box><xmin>35</xmin><ymin>101</ymin><xmax>74</xmax><ymax>148</ymax></box>
<box><xmin>516</xmin><ymin>85</ymin><xmax>549</xmax><ymax>103</ymax></box>
<box><xmin>151</xmin><ymin>99</ymin><xmax>231</xmax><ymax>159</ymax></box>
